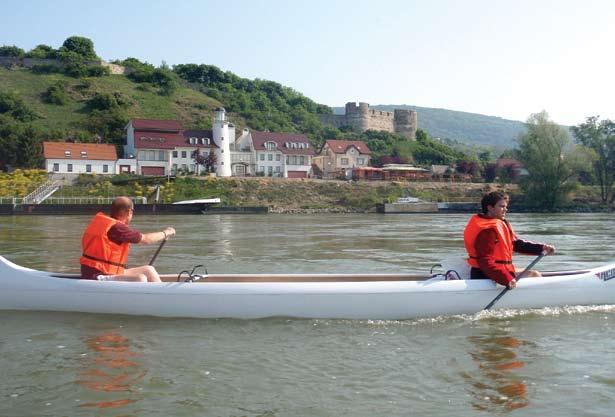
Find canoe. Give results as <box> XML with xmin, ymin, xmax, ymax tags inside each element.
<box><xmin>1</xmin><ymin>255</ymin><xmax>615</xmax><ymax>320</ymax></box>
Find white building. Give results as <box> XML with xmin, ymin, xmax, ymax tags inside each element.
<box><xmin>123</xmin><ymin>119</ymin><xmax>218</xmax><ymax>176</ymax></box>
<box><xmin>235</xmin><ymin>130</ymin><xmax>315</xmax><ymax>178</ymax></box>
<box><xmin>43</xmin><ymin>142</ymin><xmax>118</xmax><ymax>175</ymax></box>
<box><xmin>212</xmin><ymin>107</ymin><xmax>232</xmax><ymax>177</ymax></box>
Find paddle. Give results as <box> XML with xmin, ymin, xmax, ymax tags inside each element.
<box><xmin>148</xmin><ymin>237</ymin><xmax>168</xmax><ymax>266</ymax></box>
<box><xmin>483</xmin><ymin>253</ymin><xmax>545</xmax><ymax>311</ymax></box>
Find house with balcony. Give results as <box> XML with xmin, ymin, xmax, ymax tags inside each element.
<box><xmin>235</xmin><ymin>130</ymin><xmax>315</xmax><ymax>178</ymax></box>
<box><xmin>313</xmin><ymin>139</ymin><xmax>371</xmax><ymax>178</ymax></box>
<box><xmin>123</xmin><ymin>119</ymin><xmax>218</xmax><ymax>176</ymax></box>
<box><xmin>43</xmin><ymin>141</ymin><xmax>118</xmax><ymax>175</ymax></box>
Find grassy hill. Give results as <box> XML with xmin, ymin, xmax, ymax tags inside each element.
<box><xmin>0</xmin><ymin>67</ymin><xmax>225</xmax><ymax>133</ymax></box>
<box><xmin>335</xmin><ymin>104</ymin><xmax>528</xmax><ymax>149</ymax></box>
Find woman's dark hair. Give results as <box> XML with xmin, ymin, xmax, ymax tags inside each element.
<box><xmin>481</xmin><ymin>191</ymin><xmax>508</xmax><ymax>214</ymax></box>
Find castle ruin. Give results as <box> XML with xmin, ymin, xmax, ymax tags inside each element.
<box><xmin>319</xmin><ymin>102</ymin><xmax>418</xmax><ymax>140</ymax></box>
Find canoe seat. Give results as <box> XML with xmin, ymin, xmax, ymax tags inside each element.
<box><xmin>440</xmin><ymin>256</ymin><xmax>471</xmax><ymax>280</ymax></box>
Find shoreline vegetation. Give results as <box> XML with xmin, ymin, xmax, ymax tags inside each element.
<box><xmin>1</xmin><ymin>171</ymin><xmax>612</xmax><ymax>214</ymax></box>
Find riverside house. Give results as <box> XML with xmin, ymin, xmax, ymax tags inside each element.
<box><xmin>123</xmin><ymin>119</ymin><xmax>219</xmax><ymax>176</ymax></box>
<box><xmin>234</xmin><ymin>130</ymin><xmax>315</xmax><ymax>178</ymax></box>
<box><xmin>43</xmin><ymin>142</ymin><xmax>118</xmax><ymax>175</ymax></box>
<box><xmin>312</xmin><ymin>139</ymin><xmax>371</xmax><ymax>179</ymax></box>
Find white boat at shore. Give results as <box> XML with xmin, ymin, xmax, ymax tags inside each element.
<box><xmin>1</xmin><ymin>255</ymin><xmax>615</xmax><ymax>320</ymax></box>
<box><xmin>172</xmin><ymin>198</ymin><xmax>221</xmax><ymax>205</ymax></box>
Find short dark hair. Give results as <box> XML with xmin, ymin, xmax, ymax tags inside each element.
<box><xmin>110</xmin><ymin>197</ymin><xmax>134</xmax><ymax>219</ymax></box>
<box><xmin>481</xmin><ymin>191</ymin><xmax>508</xmax><ymax>214</ymax></box>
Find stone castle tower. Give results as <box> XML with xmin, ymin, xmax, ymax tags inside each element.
<box><xmin>318</xmin><ymin>102</ymin><xmax>418</xmax><ymax>140</ymax></box>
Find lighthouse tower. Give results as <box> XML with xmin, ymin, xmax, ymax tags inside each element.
<box><xmin>212</xmin><ymin>107</ymin><xmax>232</xmax><ymax>177</ymax></box>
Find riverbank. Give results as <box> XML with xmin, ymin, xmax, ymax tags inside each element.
<box><xmin>4</xmin><ymin>176</ymin><xmax>613</xmax><ymax>214</ymax></box>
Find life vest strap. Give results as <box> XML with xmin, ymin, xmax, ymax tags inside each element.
<box><xmin>81</xmin><ymin>253</ymin><xmax>127</xmax><ymax>268</ymax></box>
<box><xmin>469</xmin><ymin>256</ymin><xmax>512</xmax><ymax>264</ymax></box>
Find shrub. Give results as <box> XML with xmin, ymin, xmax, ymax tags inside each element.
<box><xmin>30</xmin><ymin>64</ymin><xmax>61</xmax><ymax>74</ymax></box>
<box><xmin>0</xmin><ymin>45</ymin><xmax>25</xmax><ymax>57</ymax></box>
<box><xmin>86</xmin><ymin>65</ymin><xmax>110</xmax><ymax>77</ymax></box>
<box><xmin>42</xmin><ymin>81</ymin><xmax>69</xmax><ymax>105</ymax></box>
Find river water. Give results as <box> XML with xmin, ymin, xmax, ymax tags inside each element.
<box><xmin>1</xmin><ymin>213</ymin><xmax>615</xmax><ymax>416</ymax></box>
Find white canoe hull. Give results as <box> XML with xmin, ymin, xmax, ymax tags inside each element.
<box><xmin>2</xmin><ymin>256</ymin><xmax>615</xmax><ymax>319</ymax></box>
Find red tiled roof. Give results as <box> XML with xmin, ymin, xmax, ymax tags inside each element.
<box><xmin>250</xmin><ymin>131</ymin><xmax>315</xmax><ymax>155</ymax></box>
<box><xmin>325</xmin><ymin>139</ymin><xmax>371</xmax><ymax>155</ymax></box>
<box><xmin>134</xmin><ymin>131</ymin><xmax>189</xmax><ymax>149</ymax></box>
<box><xmin>496</xmin><ymin>158</ymin><xmax>523</xmax><ymax>169</ymax></box>
<box><xmin>130</xmin><ymin>119</ymin><xmax>183</xmax><ymax>132</ymax></box>
<box><xmin>43</xmin><ymin>141</ymin><xmax>117</xmax><ymax>160</ymax></box>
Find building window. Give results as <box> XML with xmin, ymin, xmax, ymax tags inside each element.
<box><xmin>259</xmin><ymin>166</ymin><xmax>265</xmax><ymax>173</ymax></box>
<box><xmin>275</xmin><ymin>166</ymin><xmax>280</xmax><ymax>173</ymax></box>
<box><xmin>286</xmin><ymin>156</ymin><xmax>289</xmax><ymax>164</ymax></box>
<box><xmin>158</xmin><ymin>151</ymin><xmax>165</xmax><ymax>161</ymax></box>
<box><xmin>357</xmin><ymin>158</ymin><xmax>365</xmax><ymax>165</ymax></box>
<box><xmin>103</xmin><ymin>164</ymin><xmax>109</xmax><ymax>173</ymax></box>
<box><xmin>81</xmin><ymin>151</ymin><xmax>88</xmax><ymax>158</ymax></box>
<box><xmin>181</xmin><ymin>151</ymin><xmax>187</xmax><ymax>158</ymax></box>
<box><xmin>190</xmin><ymin>164</ymin><xmax>195</xmax><ymax>172</ymax></box>
<box><xmin>86</xmin><ymin>164</ymin><xmax>92</xmax><ymax>173</ymax></box>
<box><xmin>181</xmin><ymin>164</ymin><xmax>187</xmax><ymax>171</ymax></box>
<box><xmin>149</xmin><ymin>150</ymin><xmax>156</xmax><ymax>160</ymax></box>
<box><xmin>291</xmin><ymin>156</ymin><xmax>297</xmax><ymax>165</ymax></box>
<box><xmin>268</xmin><ymin>166</ymin><xmax>273</xmax><ymax>175</ymax></box>
<box><xmin>67</xmin><ymin>164</ymin><xmax>73</xmax><ymax>172</ymax></box>
<box><xmin>138</xmin><ymin>150</ymin><xmax>146</xmax><ymax>160</ymax></box>
<box><xmin>276</xmin><ymin>154</ymin><xmax>280</xmax><ymax>161</ymax></box>
<box><xmin>300</xmin><ymin>156</ymin><xmax>305</xmax><ymax>165</ymax></box>
<box><xmin>268</xmin><ymin>153</ymin><xmax>273</xmax><ymax>161</ymax></box>
<box><xmin>172</xmin><ymin>150</ymin><xmax>178</xmax><ymax>158</ymax></box>
<box><xmin>64</xmin><ymin>151</ymin><xmax>71</xmax><ymax>158</ymax></box>
<box><xmin>53</xmin><ymin>163</ymin><xmax>59</xmax><ymax>172</ymax></box>
<box><xmin>172</xmin><ymin>164</ymin><xmax>178</xmax><ymax>173</ymax></box>
<box><xmin>259</xmin><ymin>154</ymin><xmax>265</xmax><ymax>161</ymax></box>
<box><xmin>341</xmin><ymin>158</ymin><xmax>349</xmax><ymax>165</ymax></box>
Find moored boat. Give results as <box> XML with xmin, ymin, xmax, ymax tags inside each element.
<box><xmin>1</xmin><ymin>255</ymin><xmax>615</xmax><ymax>320</ymax></box>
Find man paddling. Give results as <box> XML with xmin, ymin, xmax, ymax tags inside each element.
<box><xmin>80</xmin><ymin>196</ymin><xmax>175</xmax><ymax>282</ymax></box>
<box><xmin>464</xmin><ymin>191</ymin><xmax>555</xmax><ymax>289</ymax></box>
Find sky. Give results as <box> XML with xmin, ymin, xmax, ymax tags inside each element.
<box><xmin>2</xmin><ymin>0</ymin><xmax>614</xmax><ymax>126</ymax></box>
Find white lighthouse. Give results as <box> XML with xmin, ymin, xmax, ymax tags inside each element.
<box><xmin>212</xmin><ymin>107</ymin><xmax>232</xmax><ymax>177</ymax></box>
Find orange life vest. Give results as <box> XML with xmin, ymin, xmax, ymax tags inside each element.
<box><xmin>463</xmin><ymin>214</ymin><xmax>516</xmax><ymax>273</ymax></box>
<box><xmin>80</xmin><ymin>212</ymin><xmax>130</xmax><ymax>275</ymax></box>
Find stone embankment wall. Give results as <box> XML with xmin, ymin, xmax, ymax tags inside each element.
<box><xmin>0</xmin><ymin>57</ymin><xmax>129</xmax><ymax>75</ymax></box>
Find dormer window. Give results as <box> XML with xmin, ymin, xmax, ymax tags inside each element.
<box><xmin>64</xmin><ymin>151</ymin><xmax>71</xmax><ymax>158</ymax></box>
<box><xmin>81</xmin><ymin>151</ymin><xmax>87</xmax><ymax>158</ymax></box>
<box><xmin>265</xmin><ymin>141</ymin><xmax>277</xmax><ymax>151</ymax></box>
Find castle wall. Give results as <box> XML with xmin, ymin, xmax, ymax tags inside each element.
<box><xmin>318</xmin><ymin>102</ymin><xmax>418</xmax><ymax>140</ymax></box>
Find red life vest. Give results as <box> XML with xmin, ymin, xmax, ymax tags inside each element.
<box><xmin>80</xmin><ymin>212</ymin><xmax>130</xmax><ymax>275</ymax></box>
<box><xmin>463</xmin><ymin>214</ymin><xmax>516</xmax><ymax>273</ymax></box>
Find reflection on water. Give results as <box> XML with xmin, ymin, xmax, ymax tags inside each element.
<box><xmin>462</xmin><ymin>327</ymin><xmax>531</xmax><ymax>412</ymax></box>
<box><xmin>77</xmin><ymin>330</ymin><xmax>146</xmax><ymax>411</ymax></box>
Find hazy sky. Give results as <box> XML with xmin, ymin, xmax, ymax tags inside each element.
<box><xmin>2</xmin><ymin>0</ymin><xmax>614</xmax><ymax>125</ymax></box>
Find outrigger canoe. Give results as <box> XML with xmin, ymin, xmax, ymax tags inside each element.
<box><xmin>1</xmin><ymin>255</ymin><xmax>615</xmax><ymax>319</ymax></box>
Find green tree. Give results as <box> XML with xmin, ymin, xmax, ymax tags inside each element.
<box><xmin>517</xmin><ymin>111</ymin><xmax>580</xmax><ymax>209</ymax></box>
<box><xmin>571</xmin><ymin>116</ymin><xmax>615</xmax><ymax>204</ymax></box>
<box><xmin>58</xmin><ymin>36</ymin><xmax>98</xmax><ymax>60</ymax></box>
<box><xmin>0</xmin><ymin>91</ymin><xmax>38</xmax><ymax>122</ymax></box>
<box><xmin>25</xmin><ymin>44</ymin><xmax>56</xmax><ymax>59</ymax></box>
<box><xmin>0</xmin><ymin>45</ymin><xmax>25</xmax><ymax>57</ymax></box>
